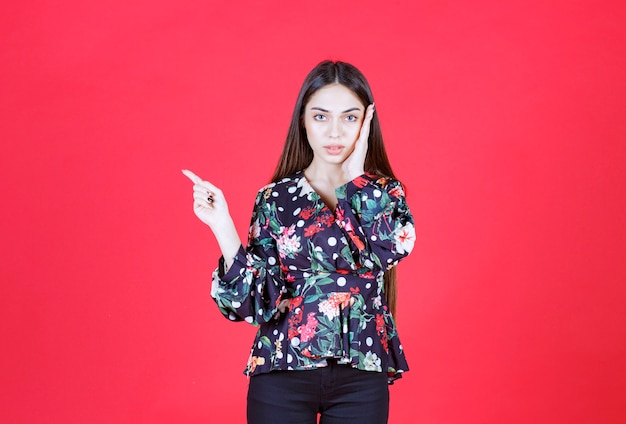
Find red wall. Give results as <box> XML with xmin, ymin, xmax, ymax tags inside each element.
<box><xmin>2</xmin><ymin>1</ymin><xmax>625</xmax><ymax>423</ymax></box>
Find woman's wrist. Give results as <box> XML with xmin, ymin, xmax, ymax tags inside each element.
<box><xmin>211</xmin><ymin>217</ymin><xmax>242</xmax><ymax>269</ymax></box>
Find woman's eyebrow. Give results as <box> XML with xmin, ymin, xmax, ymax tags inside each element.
<box><xmin>310</xmin><ymin>106</ymin><xmax>363</xmax><ymax>113</ymax></box>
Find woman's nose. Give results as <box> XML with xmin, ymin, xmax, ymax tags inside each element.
<box><xmin>329</xmin><ymin>119</ymin><xmax>341</xmax><ymax>138</ymax></box>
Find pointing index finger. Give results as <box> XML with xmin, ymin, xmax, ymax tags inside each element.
<box><xmin>182</xmin><ymin>169</ymin><xmax>201</xmax><ymax>184</ymax></box>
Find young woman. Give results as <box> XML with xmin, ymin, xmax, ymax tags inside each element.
<box><xmin>183</xmin><ymin>60</ymin><xmax>415</xmax><ymax>424</ymax></box>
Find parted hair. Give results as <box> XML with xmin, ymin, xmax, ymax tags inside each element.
<box><xmin>271</xmin><ymin>60</ymin><xmax>401</xmax><ymax>317</ymax></box>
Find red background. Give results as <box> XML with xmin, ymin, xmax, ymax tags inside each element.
<box><xmin>2</xmin><ymin>1</ymin><xmax>625</xmax><ymax>423</ymax></box>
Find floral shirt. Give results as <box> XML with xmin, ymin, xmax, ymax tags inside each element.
<box><xmin>211</xmin><ymin>171</ymin><xmax>416</xmax><ymax>382</ymax></box>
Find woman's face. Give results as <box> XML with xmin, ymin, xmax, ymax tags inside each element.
<box><xmin>303</xmin><ymin>84</ymin><xmax>365</xmax><ymax>168</ymax></box>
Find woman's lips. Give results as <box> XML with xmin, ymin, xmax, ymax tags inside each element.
<box><xmin>324</xmin><ymin>145</ymin><xmax>344</xmax><ymax>155</ymax></box>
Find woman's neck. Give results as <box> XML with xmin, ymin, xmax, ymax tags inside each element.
<box><xmin>303</xmin><ymin>162</ymin><xmax>351</xmax><ymax>211</ymax></box>
<box><xmin>304</xmin><ymin>162</ymin><xmax>349</xmax><ymax>188</ymax></box>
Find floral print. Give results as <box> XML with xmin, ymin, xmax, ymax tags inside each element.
<box><xmin>211</xmin><ymin>171</ymin><xmax>415</xmax><ymax>382</ymax></box>
<box><xmin>277</xmin><ymin>225</ymin><xmax>302</xmax><ymax>259</ymax></box>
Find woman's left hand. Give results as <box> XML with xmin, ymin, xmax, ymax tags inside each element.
<box><xmin>342</xmin><ymin>103</ymin><xmax>375</xmax><ymax>181</ymax></box>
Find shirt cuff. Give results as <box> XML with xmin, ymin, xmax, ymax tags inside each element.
<box><xmin>335</xmin><ymin>173</ymin><xmax>379</xmax><ymax>200</ymax></box>
<box><xmin>216</xmin><ymin>244</ymin><xmax>246</xmax><ymax>279</ymax></box>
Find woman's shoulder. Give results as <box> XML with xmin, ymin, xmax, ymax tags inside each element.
<box><xmin>254</xmin><ymin>171</ymin><xmax>306</xmax><ymax>200</ymax></box>
<box><xmin>256</xmin><ymin>171</ymin><xmax>305</xmax><ymax>193</ymax></box>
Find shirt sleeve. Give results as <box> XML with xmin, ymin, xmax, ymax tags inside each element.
<box><xmin>334</xmin><ymin>173</ymin><xmax>416</xmax><ymax>271</ymax></box>
<box><xmin>210</xmin><ymin>187</ymin><xmax>285</xmax><ymax>325</ymax></box>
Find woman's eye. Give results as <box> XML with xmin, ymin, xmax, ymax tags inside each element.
<box><xmin>345</xmin><ymin>115</ymin><xmax>357</xmax><ymax>122</ymax></box>
<box><xmin>314</xmin><ymin>114</ymin><xmax>326</xmax><ymax>121</ymax></box>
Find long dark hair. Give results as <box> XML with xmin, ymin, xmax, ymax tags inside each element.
<box><xmin>271</xmin><ymin>60</ymin><xmax>401</xmax><ymax>317</ymax></box>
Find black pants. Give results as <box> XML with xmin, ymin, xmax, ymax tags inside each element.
<box><xmin>247</xmin><ymin>360</ymin><xmax>389</xmax><ymax>424</ymax></box>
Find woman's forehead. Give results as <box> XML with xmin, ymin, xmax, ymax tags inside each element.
<box><xmin>306</xmin><ymin>84</ymin><xmax>363</xmax><ymax>110</ymax></box>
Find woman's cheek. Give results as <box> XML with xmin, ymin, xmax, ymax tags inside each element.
<box><xmin>345</xmin><ymin>138</ymin><xmax>358</xmax><ymax>157</ymax></box>
<box><xmin>348</xmin><ymin>126</ymin><xmax>361</xmax><ymax>144</ymax></box>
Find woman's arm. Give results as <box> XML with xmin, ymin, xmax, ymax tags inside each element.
<box><xmin>334</xmin><ymin>175</ymin><xmax>415</xmax><ymax>271</ymax></box>
<box><xmin>333</xmin><ymin>104</ymin><xmax>415</xmax><ymax>270</ymax></box>
<box><xmin>183</xmin><ymin>169</ymin><xmax>285</xmax><ymax>324</ymax></box>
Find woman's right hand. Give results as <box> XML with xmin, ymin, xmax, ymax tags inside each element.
<box><xmin>182</xmin><ymin>169</ymin><xmax>231</xmax><ymax>229</ymax></box>
<box><xmin>182</xmin><ymin>169</ymin><xmax>242</xmax><ymax>269</ymax></box>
